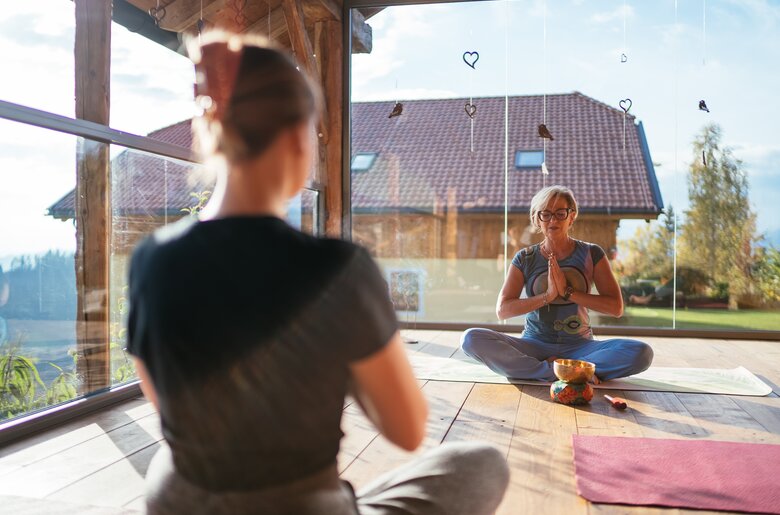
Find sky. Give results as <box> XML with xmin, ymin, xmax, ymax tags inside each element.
<box><xmin>0</xmin><ymin>0</ymin><xmax>778</xmax><ymax>267</ymax></box>
<box><xmin>351</xmin><ymin>0</ymin><xmax>780</xmax><ymax>244</ymax></box>
<box><xmin>0</xmin><ymin>1</ymin><xmax>196</xmax><ymax>266</ymax></box>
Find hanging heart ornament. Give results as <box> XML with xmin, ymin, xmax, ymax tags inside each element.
<box><xmin>619</xmin><ymin>98</ymin><xmax>632</xmax><ymax>113</ymax></box>
<box><xmin>463</xmin><ymin>51</ymin><xmax>480</xmax><ymax>69</ymax></box>
<box><xmin>464</xmin><ymin>102</ymin><xmax>477</xmax><ymax>119</ymax></box>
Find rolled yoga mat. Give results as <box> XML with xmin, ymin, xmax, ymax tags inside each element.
<box><xmin>572</xmin><ymin>435</ymin><xmax>780</xmax><ymax>514</ymax></box>
<box><xmin>409</xmin><ymin>355</ymin><xmax>773</xmax><ymax>396</ymax></box>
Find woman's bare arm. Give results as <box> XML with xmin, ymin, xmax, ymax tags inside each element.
<box><xmin>568</xmin><ymin>257</ymin><xmax>624</xmax><ymax>317</ymax></box>
<box><xmin>349</xmin><ymin>332</ymin><xmax>428</xmax><ymax>451</ymax></box>
<box><xmin>496</xmin><ymin>265</ymin><xmax>557</xmax><ymax>320</ymax></box>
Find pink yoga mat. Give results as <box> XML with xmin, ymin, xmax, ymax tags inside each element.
<box><xmin>572</xmin><ymin>435</ymin><xmax>780</xmax><ymax>514</ymax></box>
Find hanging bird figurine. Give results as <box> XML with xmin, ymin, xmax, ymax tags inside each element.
<box><xmin>538</xmin><ymin>123</ymin><xmax>554</xmax><ymax>140</ymax></box>
<box><xmin>699</xmin><ymin>100</ymin><xmax>710</xmax><ymax>113</ymax></box>
<box><xmin>388</xmin><ymin>102</ymin><xmax>403</xmax><ymax>119</ymax></box>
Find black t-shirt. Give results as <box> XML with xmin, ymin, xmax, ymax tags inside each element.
<box><xmin>126</xmin><ymin>216</ymin><xmax>397</xmax><ymax>491</ymax></box>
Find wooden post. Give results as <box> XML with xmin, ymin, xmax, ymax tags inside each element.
<box><xmin>75</xmin><ymin>0</ymin><xmax>111</xmax><ymax>393</ymax></box>
<box><xmin>315</xmin><ymin>19</ymin><xmax>343</xmax><ymax>237</ymax></box>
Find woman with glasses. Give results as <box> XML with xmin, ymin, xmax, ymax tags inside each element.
<box><xmin>461</xmin><ymin>185</ymin><xmax>653</xmax><ymax>382</ymax></box>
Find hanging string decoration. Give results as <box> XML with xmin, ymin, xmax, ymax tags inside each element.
<box><xmin>197</xmin><ymin>0</ymin><xmax>205</xmax><ymax>40</ymax></box>
<box><xmin>540</xmin><ymin>0</ymin><xmax>550</xmax><ymax>184</ymax></box>
<box><xmin>388</xmin><ymin>102</ymin><xmax>403</xmax><ymax>118</ymax></box>
<box><xmin>389</xmin><ymin>79</ymin><xmax>403</xmax><ymax>119</ymax></box>
<box><xmin>621</xmin><ymin>0</ymin><xmax>628</xmax><ymax>63</ymax></box>
<box><xmin>619</xmin><ymin>98</ymin><xmax>632</xmax><ymax>152</ymax></box>
<box><xmin>149</xmin><ymin>0</ymin><xmax>170</xmax><ymax>26</ymax></box>
<box><xmin>462</xmin><ymin>51</ymin><xmax>480</xmax><ymax>153</ymax></box>
<box><xmin>462</xmin><ymin>51</ymin><xmax>480</xmax><ymax>69</ymax></box>
<box><xmin>699</xmin><ymin>0</ymin><xmax>709</xmax><ymax>165</ymax></box>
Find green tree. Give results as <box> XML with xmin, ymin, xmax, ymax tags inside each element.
<box><xmin>753</xmin><ymin>246</ymin><xmax>780</xmax><ymax>305</ymax></box>
<box><xmin>678</xmin><ymin>124</ymin><xmax>758</xmax><ymax>308</ymax></box>
<box><xmin>619</xmin><ymin>206</ymin><xmax>676</xmax><ymax>282</ymax></box>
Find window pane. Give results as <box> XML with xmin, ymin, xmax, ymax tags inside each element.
<box><xmin>109</xmin><ymin>146</ymin><xmax>208</xmax><ymax>384</ymax></box>
<box><xmin>111</xmin><ymin>21</ymin><xmax>197</xmax><ymax>140</ymax></box>
<box><xmin>515</xmin><ymin>151</ymin><xmax>544</xmax><ymax>168</ymax></box>
<box><xmin>351</xmin><ymin>2</ymin><xmax>507</xmax><ymax>324</ymax></box>
<box><xmin>0</xmin><ymin>119</ymin><xmax>79</xmax><ymax>421</ymax></box>
<box><xmin>0</xmin><ymin>1</ymin><xmax>75</xmax><ymax>117</ymax></box>
<box><xmin>350</xmin><ymin>1</ymin><xmax>778</xmax><ymax>334</ymax></box>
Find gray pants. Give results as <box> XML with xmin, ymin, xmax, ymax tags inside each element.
<box><xmin>145</xmin><ymin>442</ymin><xmax>509</xmax><ymax>515</ymax></box>
<box><xmin>462</xmin><ymin>328</ymin><xmax>654</xmax><ymax>381</ymax></box>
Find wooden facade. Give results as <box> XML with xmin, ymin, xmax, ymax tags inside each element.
<box><xmin>353</xmin><ymin>213</ymin><xmax>621</xmax><ymax>260</ymax></box>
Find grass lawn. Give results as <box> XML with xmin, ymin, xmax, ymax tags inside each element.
<box><xmin>605</xmin><ymin>307</ymin><xmax>780</xmax><ymax>332</ymax></box>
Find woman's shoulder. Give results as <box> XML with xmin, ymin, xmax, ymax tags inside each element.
<box><xmin>511</xmin><ymin>243</ymin><xmax>542</xmax><ymax>268</ymax></box>
<box><xmin>572</xmin><ymin>239</ymin><xmax>606</xmax><ymax>263</ymax></box>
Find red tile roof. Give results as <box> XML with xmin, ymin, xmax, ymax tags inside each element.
<box><xmin>351</xmin><ymin>92</ymin><xmax>662</xmax><ymax>215</ymax></box>
<box><xmin>48</xmin><ymin>92</ymin><xmax>662</xmax><ymax>219</ymax></box>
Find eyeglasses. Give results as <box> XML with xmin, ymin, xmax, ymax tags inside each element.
<box><xmin>538</xmin><ymin>208</ymin><xmax>573</xmax><ymax>222</ymax></box>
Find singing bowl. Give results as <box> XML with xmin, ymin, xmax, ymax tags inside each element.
<box><xmin>553</xmin><ymin>359</ymin><xmax>596</xmax><ymax>383</ymax></box>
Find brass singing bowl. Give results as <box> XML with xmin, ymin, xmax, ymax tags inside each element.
<box><xmin>553</xmin><ymin>359</ymin><xmax>596</xmax><ymax>383</ymax></box>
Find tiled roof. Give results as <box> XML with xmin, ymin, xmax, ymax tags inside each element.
<box><xmin>48</xmin><ymin>92</ymin><xmax>662</xmax><ymax>219</ymax></box>
<box><xmin>351</xmin><ymin>92</ymin><xmax>662</xmax><ymax>215</ymax></box>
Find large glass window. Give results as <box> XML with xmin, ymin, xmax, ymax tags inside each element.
<box><xmin>0</xmin><ymin>1</ymin><xmax>75</xmax><ymax>117</ymax></box>
<box><xmin>0</xmin><ymin>119</ymin><xmax>79</xmax><ymax>421</ymax></box>
<box><xmin>111</xmin><ymin>21</ymin><xmax>197</xmax><ymax>140</ymax></box>
<box><xmin>350</xmin><ymin>0</ymin><xmax>780</xmax><ymax>333</ymax></box>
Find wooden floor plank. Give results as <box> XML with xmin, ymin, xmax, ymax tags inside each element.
<box><xmin>337</xmin><ymin>406</ymin><xmax>380</xmax><ymax>473</ymax></box>
<box><xmin>0</xmin><ymin>400</ymin><xmax>155</xmax><ymax>477</ymax></box>
<box><xmin>618</xmin><ymin>391</ymin><xmax>704</xmax><ymax>439</ymax></box>
<box><xmin>576</xmin><ymin>389</ymin><xmax>643</xmax><ymax>437</ymax></box>
<box><xmin>340</xmin><ymin>380</ymin><xmax>473</xmax><ymax>490</ymax></box>
<box><xmin>46</xmin><ymin>442</ymin><xmax>160</xmax><ymax>507</ymax></box>
<box><xmin>498</xmin><ymin>385</ymin><xmax>588</xmax><ymax>515</ymax></box>
<box><xmin>443</xmin><ymin>383</ymin><xmax>522</xmax><ymax>456</ymax></box>
<box><xmin>0</xmin><ymin>413</ymin><xmax>162</xmax><ymax>498</ymax></box>
<box><xmin>1</xmin><ymin>332</ymin><xmax>777</xmax><ymax>514</ymax></box>
<box><xmin>675</xmin><ymin>393</ymin><xmax>780</xmax><ymax>444</ymax></box>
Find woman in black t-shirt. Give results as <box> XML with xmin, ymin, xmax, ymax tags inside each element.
<box><xmin>127</xmin><ymin>31</ymin><xmax>508</xmax><ymax>515</ymax></box>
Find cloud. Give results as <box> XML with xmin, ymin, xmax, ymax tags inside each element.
<box><xmin>589</xmin><ymin>4</ymin><xmax>634</xmax><ymax>24</ymax></box>
<box><xmin>723</xmin><ymin>0</ymin><xmax>780</xmax><ymax>29</ymax></box>
<box><xmin>351</xmin><ymin>5</ymin><xmax>449</xmax><ymax>92</ymax></box>
<box><xmin>352</xmin><ymin>88</ymin><xmax>459</xmax><ymax>103</ymax></box>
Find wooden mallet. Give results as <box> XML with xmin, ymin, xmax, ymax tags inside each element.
<box><xmin>604</xmin><ymin>394</ymin><xmax>628</xmax><ymax>410</ymax></box>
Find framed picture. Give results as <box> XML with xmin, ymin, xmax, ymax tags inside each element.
<box><xmin>386</xmin><ymin>268</ymin><xmax>425</xmax><ymax>317</ymax></box>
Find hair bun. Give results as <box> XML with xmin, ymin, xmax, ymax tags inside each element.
<box><xmin>194</xmin><ymin>40</ymin><xmax>244</xmax><ymax>121</ymax></box>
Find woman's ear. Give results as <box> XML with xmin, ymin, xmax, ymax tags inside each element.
<box><xmin>288</xmin><ymin>121</ymin><xmax>314</xmax><ymax>157</ymax></box>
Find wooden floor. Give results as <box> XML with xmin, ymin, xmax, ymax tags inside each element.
<box><xmin>1</xmin><ymin>331</ymin><xmax>778</xmax><ymax>514</ymax></box>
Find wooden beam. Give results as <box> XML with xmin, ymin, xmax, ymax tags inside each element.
<box><xmin>314</xmin><ymin>20</ymin><xmax>343</xmax><ymax>237</ymax></box>
<box><xmin>314</xmin><ymin>0</ymin><xmax>341</xmax><ymax>21</ymax></box>
<box><xmin>74</xmin><ymin>0</ymin><xmax>111</xmax><ymax>393</ymax></box>
<box><xmin>281</xmin><ymin>0</ymin><xmax>316</xmax><ymax>77</ymax></box>
<box><xmin>243</xmin><ymin>4</ymin><xmax>288</xmax><ymax>40</ymax></box>
<box><xmin>351</xmin><ymin>9</ymin><xmax>372</xmax><ymax>54</ymax></box>
<box><xmin>283</xmin><ymin>0</ymin><xmax>331</xmax><ymax>146</ymax></box>
<box><xmin>125</xmin><ymin>0</ymin><xmax>225</xmax><ymax>32</ymax></box>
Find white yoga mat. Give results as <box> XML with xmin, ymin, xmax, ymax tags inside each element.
<box><xmin>410</xmin><ymin>355</ymin><xmax>773</xmax><ymax>396</ymax></box>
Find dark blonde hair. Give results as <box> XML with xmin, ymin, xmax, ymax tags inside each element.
<box><xmin>190</xmin><ymin>31</ymin><xmax>321</xmax><ymax>163</ymax></box>
<box><xmin>529</xmin><ymin>185</ymin><xmax>578</xmax><ymax>233</ymax></box>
